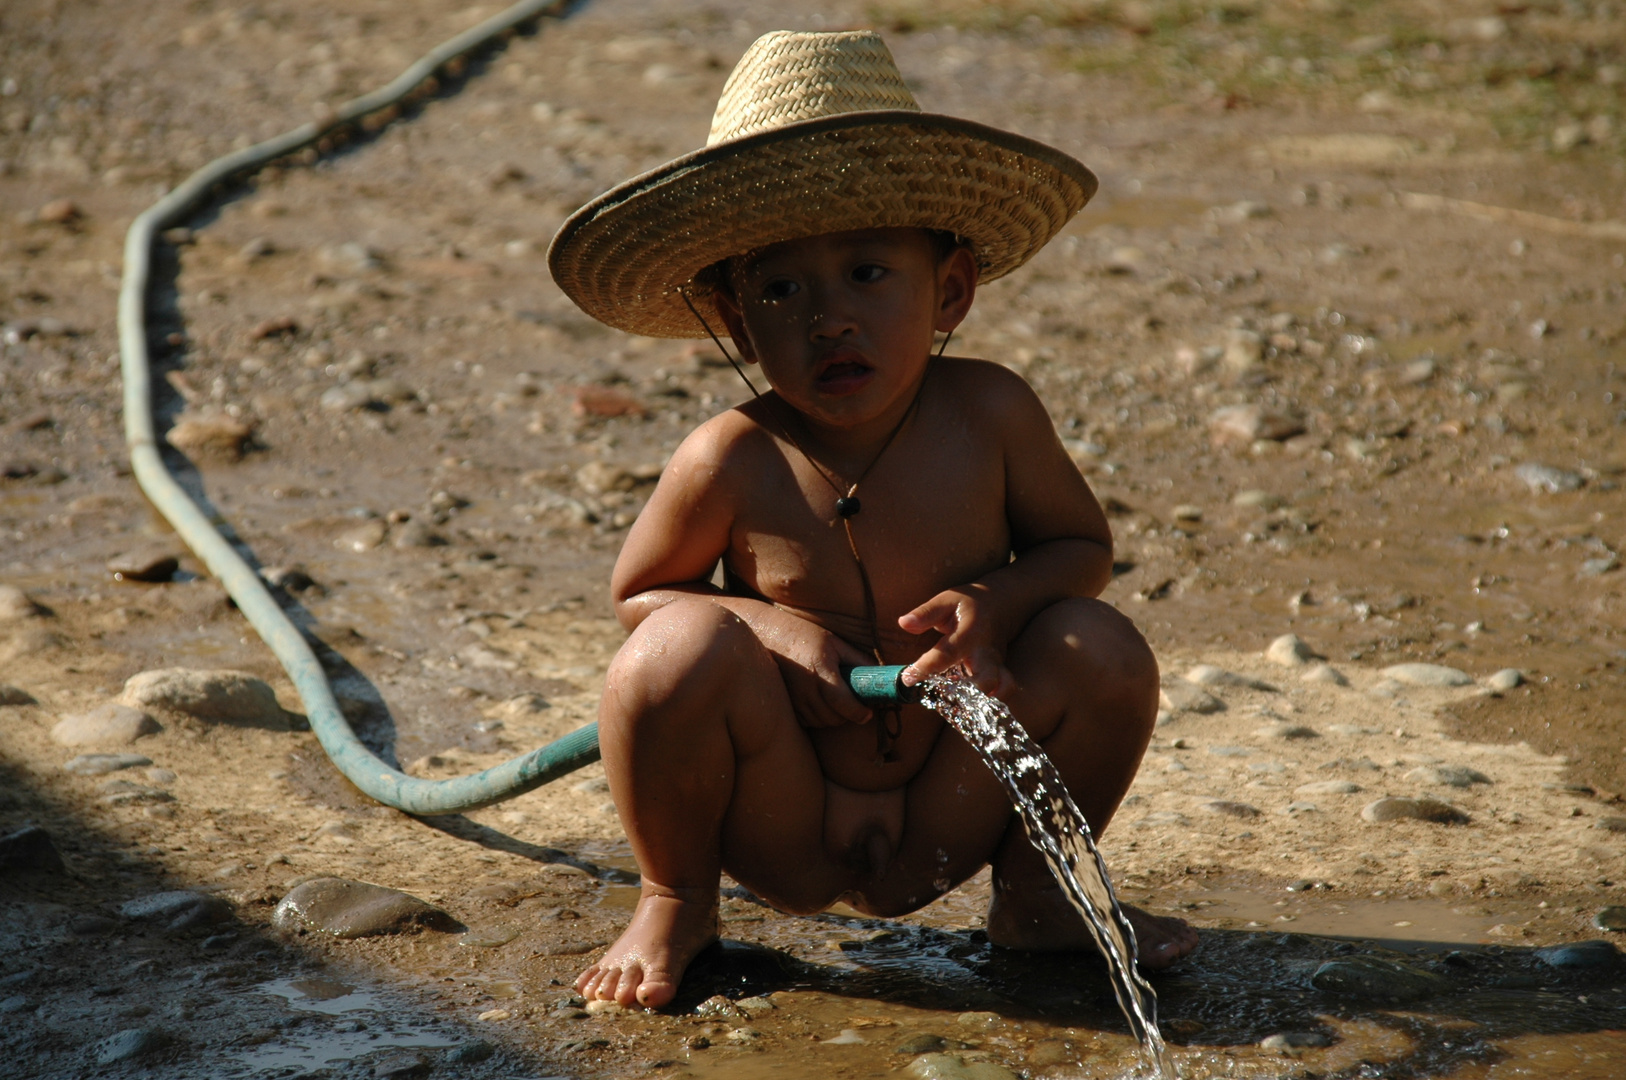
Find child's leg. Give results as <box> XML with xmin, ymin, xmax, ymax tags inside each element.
<box><xmin>982</xmin><ymin>597</ymin><xmax>1198</xmax><ymax>966</ymax></box>
<box><xmin>578</xmin><ymin>598</ymin><xmax>847</xmax><ymax>1009</ymax></box>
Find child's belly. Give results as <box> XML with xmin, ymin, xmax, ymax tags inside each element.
<box><xmin>807</xmin><ymin>702</ymin><xmax>944</xmax><ymax>791</ymax></box>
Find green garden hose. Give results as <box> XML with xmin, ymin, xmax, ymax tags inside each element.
<box><xmin>116</xmin><ymin>0</ymin><xmax>915</xmax><ymax>815</ymax></box>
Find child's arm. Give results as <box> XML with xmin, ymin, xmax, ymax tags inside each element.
<box><xmin>900</xmin><ymin>367</ymin><xmax>1112</xmax><ymax>696</ymax></box>
<box><xmin>611</xmin><ymin>418</ymin><xmax>876</xmax><ymax>729</ymax></box>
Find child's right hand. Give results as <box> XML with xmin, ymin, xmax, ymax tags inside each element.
<box><xmin>759</xmin><ymin>613</ymin><xmax>876</xmax><ymax>729</ymax></box>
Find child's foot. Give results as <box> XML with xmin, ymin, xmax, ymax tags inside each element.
<box><xmin>576</xmin><ymin>883</ymin><xmax>720</xmax><ymax>1009</ymax></box>
<box><xmin>987</xmin><ymin>885</ymin><xmax>1198</xmax><ymax>970</ymax></box>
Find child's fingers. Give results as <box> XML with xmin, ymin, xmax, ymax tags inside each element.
<box><xmin>897</xmin><ymin>593</ymin><xmax>961</xmax><ymax>635</ymax></box>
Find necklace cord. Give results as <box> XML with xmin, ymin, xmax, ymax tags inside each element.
<box><xmin>682</xmin><ymin>288</ymin><xmax>940</xmax><ymax>762</ymax></box>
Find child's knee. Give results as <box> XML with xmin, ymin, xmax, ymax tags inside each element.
<box><xmin>1035</xmin><ymin>598</ymin><xmax>1158</xmax><ymax>701</ymax></box>
<box><xmin>605</xmin><ymin>598</ymin><xmax>761</xmax><ymax>703</ymax></box>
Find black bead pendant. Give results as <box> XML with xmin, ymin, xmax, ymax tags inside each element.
<box><xmin>835</xmin><ymin>496</ymin><xmax>861</xmax><ymax>518</ymax></box>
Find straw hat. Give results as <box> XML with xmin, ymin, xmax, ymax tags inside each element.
<box><xmin>548</xmin><ymin>30</ymin><xmax>1097</xmax><ymax>338</ymax></box>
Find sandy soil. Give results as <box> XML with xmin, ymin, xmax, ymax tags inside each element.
<box><xmin>2</xmin><ymin>1</ymin><xmax>1624</xmax><ymax>1077</ymax></box>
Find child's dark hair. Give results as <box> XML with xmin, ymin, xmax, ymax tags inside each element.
<box><xmin>701</xmin><ymin>228</ymin><xmax>967</xmax><ymax>303</ymax></box>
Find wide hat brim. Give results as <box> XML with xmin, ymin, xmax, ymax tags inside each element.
<box><xmin>547</xmin><ymin>111</ymin><xmax>1098</xmax><ymax>339</ymax></box>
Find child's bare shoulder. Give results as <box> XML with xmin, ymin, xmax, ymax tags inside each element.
<box><xmin>935</xmin><ymin>356</ymin><xmax>1054</xmax><ymax>428</ymax></box>
<box><xmin>658</xmin><ymin>403</ymin><xmax>779</xmax><ymax>497</ymax></box>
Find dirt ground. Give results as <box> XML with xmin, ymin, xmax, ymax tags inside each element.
<box><xmin>2</xmin><ymin>1</ymin><xmax>1624</xmax><ymax>1077</ymax></box>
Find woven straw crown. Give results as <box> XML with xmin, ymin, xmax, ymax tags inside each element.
<box><xmin>549</xmin><ymin>30</ymin><xmax>1097</xmax><ymax>338</ymax></box>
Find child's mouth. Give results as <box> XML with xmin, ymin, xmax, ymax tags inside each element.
<box><xmin>814</xmin><ymin>354</ymin><xmax>874</xmax><ymax>396</ymax></box>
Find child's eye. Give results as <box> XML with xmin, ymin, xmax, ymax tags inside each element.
<box><xmin>851</xmin><ymin>263</ymin><xmax>887</xmax><ymax>284</ymax></box>
<box><xmin>762</xmin><ymin>279</ymin><xmax>800</xmax><ymax>300</ymax></box>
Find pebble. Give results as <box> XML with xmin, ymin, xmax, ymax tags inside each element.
<box><xmin>1256</xmin><ymin>722</ymin><xmax>1319</xmax><ymax>740</ymax></box>
<box><xmin>50</xmin><ymin>703</ymin><xmax>161</xmax><ymax>746</ymax></box>
<box><xmin>119</xmin><ymin>668</ymin><xmax>290</xmax><ymax>729</ymax></box>
<box><xmin>63</xmin><ymin>753</ymin><xmax>153</xmax><ymax>775</ymax></box>
<box><xmin>446</xmin><ymin>1039</ymin><xmax>496</xmax><ymax>1064</ymax></box>
<box><xmin>1534</xmin><ymin>940</ymin><xmax>1618</xmax><ymax>970</ymax></box>
<box><xmin>476</xmin><ymin>1008</ymin><xmax>512</xmax><ymax>1022</ymax></box>
<box><xmin>905</xmin><ymin>1053</ymin><xmax>1019</xmax><ymax>1080</ymax></box>
<box><xmin>272</xmin><ymin>877</ymin><xmax>460</xmax><ymax>938</ymax></box>
<box><xmin>1296</xmin><ymin>780</ymin><xmax>1361</xmax><ymax>796</ymax></box>
<box><xmin>733</xmin><ymin>995</ymin><xmax>776</xmax><ymax>1016</ymax></box>
<box><xmin>119</xmin><ymin>890</ymin><xmax>231</xmax><ymax>931</ymax></box>
<box><xmin>100</xmin><ymin>779</ymin><xmax>174</xmax><ymax>805</ymax></box>
<box><xmin>320</xmin><ymin>383</ymin><xmax>378</xmax><ymax>412</ymax></box>
<box><xmin>261</xmin><ymin>565</ymin><xmax>320</xmax><ymax>593</ymax></box>
<box><xmin>1232</xmin><ymin>489</ymin><xmax>1285</xmax><ymax>511</ymax></box>
<box><xmin>1310</xmin><ymin>955</ymin><xmax>1447</xmax><ymax>1002</ymax></box>
<box><xmin>1361</xmin><ymin>797</ymin><xmax>1470</xmax><ymax>825</ymax></box>
<box><xmin>336</xmin><ymin>519</ymin><xmax>388</xmax><ymax>552</ymax></box>
<box><xmin>584</xmin><ymin>999</ymin><xmax>623</xmax><ymax>1016</ymax></box>
<box><xmin>1596</xmin><ymin>817</ymin><xmax>1626</xmax><ymax>833</ymax></box>
<box><xmin>36</xmin><ymin>197</ymin><xmax>81</xmax><ymax>224</ymax></box>
<box><xmin>0</xmin><ymin>825</ymin><xmax>65</xmax><ymax>873</ymax></box>
<box><xmin>91</xmin><ymin>1028</ymin><xmax>168</xmax><ymax>1065</ymax></box>
<box><xmin>1280</xmin><ymin>801</ymin><xmax>1318</xmax><ymax>815</ymax></box>
<box><xmin>897</xmin><ymin>1034</ymin><xmax>949</xmax><ymax>1054</ymax></box>
<box><xmin>1592</xmin><ymin>906</ymin><xmax>1626</xmax><ymax>932</ymax></box>
<box><xmin>0</xmin><ymin>995</ymin><xmax>34</xmax><ymax>1014</ymax></box>
<box><xmin>1265</xmin><ymin>634</ymin><xmax>1315</xmax><ymax>666</ymax></box>
<box><xmin>165</xmin><ymin>414</ymin><xmax>254</xmax><ymax>461</ymax></box>
<box><xmin>822</xmin><ymin>1029</ymin><xmax>867</xmax><ymax>1045</ymax></box>
<box><xmin>0</xmin><ymin>585</ymin><xmax>44</xmax><ymax>621</ymax></box>
<box><xmin>1300</xmin><ymin>662</ymin><xmax>1348</xmax><ymax>686</ymax></box>
<box><xmin>1200</xmin><ymin>800</ymin><xmax>1261</xmax><ymax>819</ymax></box>
<box><xmin>1159</xmin><ymin>682</ymin><xmax>1224</xmax><ymax>714</ymax></box>
<box><xmin>1484</xmin><ymin>668</ymin><xmax>1524</xmax><ymax>692</ymax></box>
<box><xmin>372</xmin><ymin>1051</ymin><xmax>431</xmax><ymax>1079</ymax></box>
<box><xmin>1184</xmin><ymin>665</ymin><xmax>1275</xmax><ymax>690</ymax></box>
<box><xmin>391</xmin><ymin>521</ymin><xmax>444</xmax><ymax>548</ymax></box>
<box><xmin>576</xmin><ymin>461</ymin><xmax>640</xmax><ymax>496</ymax></box>
<box><xmin>1209</xmin><ymin>404</ymin><xmax>1305</xmax><ymax>446</ymax></box>
<box><xmin>1260</xmin><ymin>1031</ymin><xmax>1333</xmax><ymax>1053</ymax></box>
<box><xmin>1404</xmin><ymin>764</ymin><xmax>1491</xmax><ymax>788</ymax></box>
<box><xmin>1513</xmin><ymin>462</ymin><xmax>1582</xmax><ymax>494</ymax></box>
<box><xmin>1581</xmin><ymin>555</ymin><xmax>1620</xmax><ymax>577</ymax></box>
<box><xmin>0</xmin><ymin>684</ymin><xmax>36</xmax><ymax>705</ymax></box>
<box><xmin>571</xmin><ymin>385</ymin><xmax>646</xmax><ymax>419</ymax></box>
<box><xmin>106</xmin><ymin>548</ymin><xmax>181</xmax><ymax>583</ymax></box>
<box><xmin>1380</xmin><ymin>663</ymin><xmax>1473</xmax><ymax>688</ymax></box>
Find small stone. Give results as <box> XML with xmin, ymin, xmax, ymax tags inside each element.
<box><xmin>248</xmin><ymin>315</ymin><xmax>299</xmax><ymax>341</ymax></box>
<box><xmin>119</xmin><ymin>668</ymin><xmax>290</xmax><ymax>729</ymax></box>
<box><xmin>1209</xmin><ymin>404</ymin><xmax>1305</xmax><ymax>446</ymax></box>
<box><xmin>575</xmin><ymin>461</ymin><xmax>638</xmax><ymax>496</ymax></box>
<box><xmin>1224</xmin><ymin>329</ymin><xmax>1264</xmax><ymax>370</ymax></box>
<box><xmin>1580</xmin><ymin>555</ymin><xmax>1619</xmax><ymax>577</ymax></box>
<box><xmin>1260</xmin><ymin>1031</ymin><xmax>1333</xmax><ymax>1053</ymax></box>
<box><xmin>446</xmin><ymin>1039</ymin><xmax>497</xmax><ymax>1063</ymax></box>
<box><xmin>119</xmin><ymin>890</ymin><xmax>231</xmax><ymax>931</ymax></box>
<box><xmin>1381</xmin><ymin>663</ymin><xmax>1473</xmax><ymax>688</ymax></box>
<box><xmin>0</xmin><ymin>825</ymin><xmax>65</xmax><ymax>873</ymax></box>
<box><xmin>36</xmin><ymin>198</ymin><xmax>81</xmax><ymax>224</ymax></box>
<box><xmin>822</xmin><ymin>1028</ymin><xmax>867</xmax><ymax>1044</ymax></box>
<box><xmin>165</xmin><ymin>414</ymin><xmax>255</xmax><ymax>461</ymax></box>
<box><xmin>584</xmin><ymin>999</ymin><xmax>623</xmax><ymax>1016</ymax></box>
<box><xmin>734</xmin><ymin>995</ymin><xmax>776</xmax><ymax>1016</ymax></box>
<box><xmin>99</xmin><ymin>780</ymin><xmax>174</xmax><ymax>805</ymax></box>
<box><xmin>1171</xmin><ymin>504</ymin><xmax>1203</xmax><ymax>523</ymax></box>
<box><xmin>1595</xmin><ymin>818</ymin><xmax>1626</xmax><ymax>833</ymax></box>
<box><xmin>897</xmin><ymin>1033</ymin><xmax>949</xmax><ymax>1054</ymax></box>
<box><xmin>107</xmin><ymin>548</ymin><xmax>180</xmax><ymax>583</ymax></box>
<box><xmin>1266</xmin><ymin>634</ymin><xmax>1316</xmax><ymax>667</ymax></box>
<box><xmin>1592</xmin><ymin>906</ymin><xmax>1626</xmax><ymax>932</ymax></box>
<box><xmin>336</xmin><ymin>519</ymin><xmax>388</xmax><ymax>552</ymax></box>
<box><xmin>1301</xmin><ymin>663</ymin><xmax>1349</xmax><ymax>686</ymax></box>
<box><xmin>0</xmin><ymin>995</ymin><xmax>34</xmax><ymax>1014</ymax></box>
<box><xmin>476</xmin><ymin>1008</ymin><xmax>512</xmax><ymax>1022</ymax></box>
<box><xmin>320</xmin><ymin>383</ymin><xmax>378</xmax><ymax>412</ymax></box>
<box><xmin>0</xmin><ymin>684</ymin><xmax>37</xmax><ymax>706</ymax></box>
<box><xmin>1160</xmin><ymin>682</ymin><xmax>1224</xmax><ymax>714</ymax></box>
<box><xmin>1361</xmin><ymin>797</ymin><xmax>1470</xmax><ymax>825</ymax></box>
<box><xmin>1513</xmin><ymin>462</ymin><xmax>1583</xmax><ymax>494</ymax></box>
<box><xmin>1534</xmin><ymin>940</ymin><xmax>1619</xmax><ymax>970</ymax></box>
<box><xmin>272</xmin><ymin>877</ymin><xmax>460</xmax><ymax>938</ymax></box>
<box><xmin>1280</xmin><ymin>801</ymin><xmax>1319</xmax><ymax>816</ymax></box>
<box><xmin>1184</xmin><ymin>665</ymin><xmax>1275</xmax><ymax>690</ymax></box>
<box><xmin>1257</xmin><ymin>722</ymin><xmax>1319</xmax><ymax>740</ymax></box>
<box><xmin>372</xmin><ymin>1051</ymin><xmax>431</xmax><ymax>1078</ymax></box>
<box><xmin>1200</xmin><ymin>800</ymin><xmax>1261</xmax><ymax>819</ymax></box>
<box><xmin>905</xmin><ymin>1053</ymin><xmax>1020</xmax><ymax>1080</ymax></box>
<box><xmin>261</xmin><ymin>565</ymin><xmax>319</xmax><ymax>593</ymax></box>
<box><xmin>91</xmin><ymin>1028</ymin><xmax>168</xmax><ymax>1065</ymax></box>
<box><xmin>1405</xmin><ymin>764</ymin><xmax>1491</xmax><ymax>788</ymax></box>
<box><xmin>51</xmin><ymin>704</ymin><xmax>161</xmax><ymax>746</ymax></box>
<box><xmin>0</xmin><ymin>585</ymin><xmax>44</xmax><ymax>620</ymax></box>
<box><xmin>1310</xmin><ymin>956</ymin><xmax>1447</xmax><ymax>1002</ymax></box>
<box><xmin>1296</xmin><ymin>780</ymin><xmax>1361</xmax><ymax>796</ymax></box>
<box><xmin>571</xmin><ymin>385</ymin><xmax>646</xmax><ymax>419</ymax></box>
<box><xmin>64</xmin><ymin>753</ymin><xmax>153</xmax><ymax>776</ymax></box>
<box><xmin>391</xmin><ymin>521</ymin><xmax>444</xmax><ymax>549</ymax></box>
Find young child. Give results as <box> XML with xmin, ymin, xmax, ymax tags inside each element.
<box><xmin>546</xmin><ymin>29</ymin><xmax>1197</xmax><ymax>1010</ymax></box>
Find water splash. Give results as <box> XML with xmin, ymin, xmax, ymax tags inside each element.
<box><xmin>917</xmin><ymin>671</ymin><xmax>1176</xmax><ymax>1079</ymax></box>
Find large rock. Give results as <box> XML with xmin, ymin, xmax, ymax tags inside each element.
<box><xmin>119</xmin><ymin>668</ymin><xmax>289</xmax><ymax>729</ymax></box>
<box><xmin>272</xmin><ymin>877</ymin><xmax>460</xmax><ymax>939</ymax></box>
<box><xmin>1310</xmin><ymin>956</ymin><xmax>1448</xmax><ymax>1002</ymax></box>
<box><xmin>1381</xmin><ymin>663</ymin><xmax>1473</xmax><ymax>688</ymax></box>
<box><xmin>50</xmin><ymin>704</ymin><xmax>161</xmax><ymax>746</ymax></box>
<box><xmin>1361</xmin><ymin>797</ymin><xmax>1470</xmax><ymax>825</ymax></box>
<box><xmin>0</xmin><ymin>825</ymin><xmax>64</xmax><ymax>873</ymax></box>
<box><xmin>1534</xmin><ymin>940</ymin><xmax>1618</xmax><ymax>970</ymax></box>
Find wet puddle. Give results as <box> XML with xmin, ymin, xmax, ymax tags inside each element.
<box><xmin>221</xmin><ymin>977</ymin><xmax>461</xmax><ymax>1075</ymax></box>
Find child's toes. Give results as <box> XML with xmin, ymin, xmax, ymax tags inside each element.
<box><xmin>636</xmin><ymin>971</ymin><xmax>679</xmax><ymax>1010</ymax></box>
<box><xmin>611</xmin><ymin>963</ymin><xmax>645</xmax><ymax>1008</ymax></box>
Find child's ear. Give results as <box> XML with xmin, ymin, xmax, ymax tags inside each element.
<box><xmin>934</xmin><ymin>245</ymin><xmax>978</xmax><ymax>334</ymax></box>
<box><xmin>711</xmin><ymin>290</ymin><xmax>759</xmax><ymax>364</ymax></box>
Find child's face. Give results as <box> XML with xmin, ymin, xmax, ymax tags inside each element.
<box><xmin>714</xmin><ymin>228</ymin><xmax>976</xmax><ymax>429</ymax></box>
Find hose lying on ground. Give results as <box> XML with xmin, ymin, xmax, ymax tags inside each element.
<box><xmin>117</xmin><ymin>0</ymin><xmax>604</xmax><ymax>815</ymax></box>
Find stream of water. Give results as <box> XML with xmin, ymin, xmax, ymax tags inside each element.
<box><xmin>917</xmin><ymin>671</ymin><xmax>1177</xmax><ymax>1079</ymax></box>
